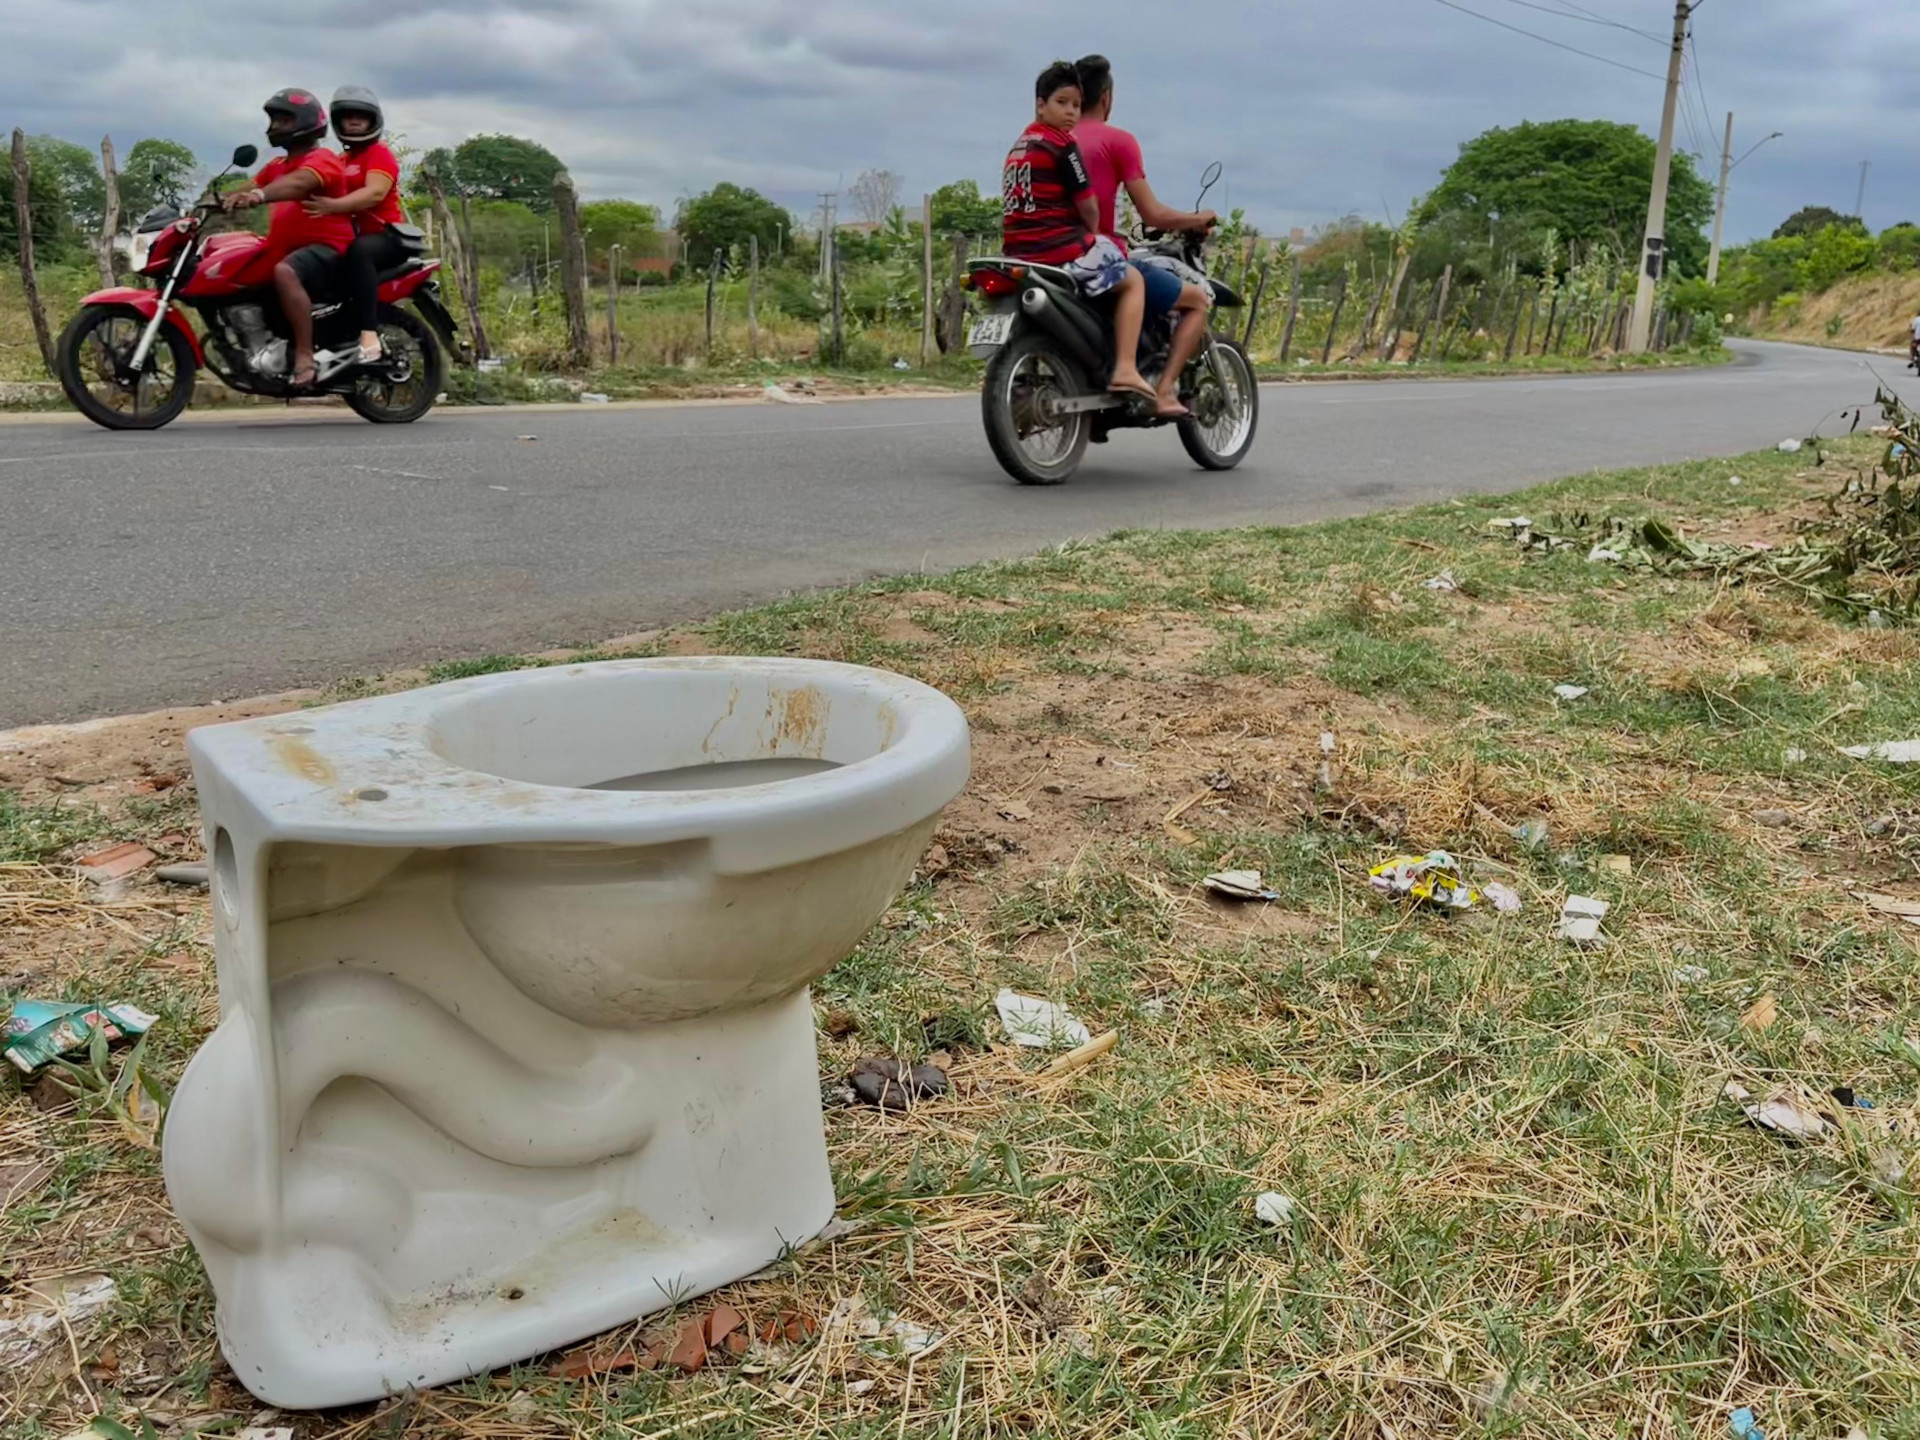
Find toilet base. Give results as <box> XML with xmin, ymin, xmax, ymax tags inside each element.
<box><xmin>182</xmin><ymin>985</ymin><xmax>836</xmax><ymax>1409</ymax></box>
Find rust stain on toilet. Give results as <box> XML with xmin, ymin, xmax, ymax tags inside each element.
<box><xmin>270</xmin><ymin>734</ymin><xmax>336</xmax><ymax>786</ymax></box>
<box><xmin>768</xmin><ymin>685</ymin><xmax>829</xmax><ymax>756</ymax></box>
<box><xmin>701</xmin><ymin>686</ymin><xmax>741</xmax><ymax>755</ymax></box>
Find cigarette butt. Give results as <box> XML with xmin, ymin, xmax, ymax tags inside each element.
<box><xmin>1039</xmin><ymin>1030</ymin><xmax>1118</xmax><ymax>1081</ymax></box>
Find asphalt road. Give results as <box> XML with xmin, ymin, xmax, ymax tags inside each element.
<box><xmin>2</xmin><ymin>339</ymin><xmax>1910</xmax><ymax>726</ymax></box>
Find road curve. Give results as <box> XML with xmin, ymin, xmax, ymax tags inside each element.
<box><xmin>1</xmin><ymin>338</ymin><xmax>1909</xmax><ymax>725</ymax></box>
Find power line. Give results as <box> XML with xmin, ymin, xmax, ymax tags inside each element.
<box><xmin>1429</xmin><ymin>0</ymin><xmax>1670</xmax><ymax>80</ymax></box>
<box><xmin>1492</xmin><ymin>0</ymin><xmax>1665</xmax><ymax>43</ymax></box>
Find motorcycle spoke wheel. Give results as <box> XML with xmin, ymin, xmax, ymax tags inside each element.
<box><xmin>76</xmin><ymin>315</ymin><xmax>184</xmax><ymax>420</ymax></box>
<box><xmin>1192</xmin><ymin>349</ymin><xmax>1253</xmax><ymax>455</ymax></box>
<box><xmin>353</xmin><ymin>319</ymin><xmax>428</xmax><ymax>416</ymax></box>
<box><xmin>1004</xmin><ymin>351</ymin><xmax>1080</xmax><ymax>470</ymax></box>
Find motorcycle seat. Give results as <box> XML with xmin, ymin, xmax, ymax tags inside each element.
<box><xmin>375</xmin><ymin>257</ymin><xmax>427</xmax><ymax>284</ymax></box>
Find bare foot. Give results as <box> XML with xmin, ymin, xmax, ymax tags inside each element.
<box><xmin>1152</xmin><ymin>397</ymin><xmax>1190</xmax><ymax>419</ymax></box>
<box><xmin>357</xmin><ymin>331</ymin><xmax>382</xmax><ymax>364</ymax></box>
<box><xmin>289</xmin><ymin>355</ymin><xmax>317</xmax><ymax>389</ymax></box>
<box><xmin>1108</xmin><ymin>367</ymin><xmax>1156</xmax><ymax>400</ymax></box>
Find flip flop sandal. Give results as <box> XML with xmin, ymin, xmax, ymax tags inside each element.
<box><xmin>1108</xmin><ymin>379</ymin><xmax>1158</xmax><ymax>402</ymax></box>
<box><xmin>358</xmin><ymin>339</ymin><xmax>384</xmax><ymax>365</ymax></box>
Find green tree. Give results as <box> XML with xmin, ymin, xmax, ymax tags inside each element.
<box><xmin>445</xmin><ymin>134</ymin><xmax>565</xmax><ymax>212</ymax></box>
<box><xmin>1415</xmin><ymin>118</ymin><xmax>1715</xmax><ymax>277</ymax></box>
<box><xmin>120</xmin><ymin>138</ymin><xmax>199</xmax><ymax>221</ymax></box>
<box><xmin>675</xmin><ymin>183</ymin><xmax>790</xmax><ymax>267</ymax></box>
<box><xmin>1773</xmin><ymin>206</ymin><xmax>1863</xmax><ymax>239</ymax></box>
<box><xmin>929</xmin><ymin>179</ymin><xmax>1002</xmax><ymax>237</ymax></box>
<box><xmin>1878</xmin><ymin>223</ymin><xmax>1920</xmax><ymax>273</ymax></box>
<box><xmin>579</xmin><ymin>199</ymin><xmax>661</xmax><ymax>270</ymax></box>
<box><xmin>0</xmin><ymin>136</ymin><xmax>102</xmax><ymax>258</ymax></box>
<box><xmin>1798</xmin><ymin>225</ymin><xmax>1874</xmax><ymax>292</ymax></box>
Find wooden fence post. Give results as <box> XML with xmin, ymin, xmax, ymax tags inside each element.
<box><xmin>1523</xmin><ymin>289</ymin><xmax>1540</xmax><ymax>355</ymax></box>
<box><xmin>919</xmin><ymin>194</ymin><xmax>934</xmax><ymax>365</ymax></box>
<box><xmin>422</xmin><ymin>168</ymin><xmax>488</xmax><ymax>360</ymax></box>
<box><xmin>605</xmin><ymin>243</ymin><xmax>620</xmax><ymax>365</ymax></box>
<box><xmin>705</xmin><ymin>255</ymin><xmax>718</xmax><ymax>355</ymax></box>
<box><xmin>940</xmin><ymin>233</ymin><xmax>966</xmax><ymax>354</ymax></box>
<box><xmin>1409</xmin><ymin>265</ymin><xmax>1450</xmax><ymax>364</ymax></box>
<box><xmin>749</xmin><ymin>233</ymin><xmax>761</xmax><ymax>359</ymax></box>
<box><xmin>829</xmin><ymin>242</ymin><xmax>843</xmax><ymax>364</ymax></box>
<box><xmin>1359</xmin><ymin>249</ymin><xmax>1405</xmax><ymax>356</ymax></box>
<box><xmin>1652</xmin><ymin>307</ymin><xmax>1669</xmax><ymax>352</ymax></box>
<box><xmin>1277</xmin><ymin>254</ymin><xmax>1303</xmax><ymax>362</ymax></box>
<box><xmin>96</xmin><ymin>135</ymin><xmax>120</xmax><ymax>288</ymax></box>
<box><xmin>9</xmin><ymin>129</ymin><xmax>55</xmax><ymax>377</ymax></box>
<box><xmin>1241</xmin><ymin>259</ymin><xmax>1269</xmax><ymax>350</ymax></box>
<box><xmin>1504</xmin><ymin>286</ymin><xmax>1524</xmax><ymax>360</ymax></box>
<box><xmin>1320</xmin><ymin>272</ymin><xmax>1349</xmax><ymax>364</ymax></box>
<box><xmin>1377</xmin><ymin>262</ymin><xmax>1413</xmax><ymax>362</ymax></box>
<box><xmin>552</xmin><ymin>169</ymin><xmax>590</xmax><ymax>370</ymax></box>
<box><xmin>1541</xmin><ymin>288</ymin><xmax>1561</xmax><ymax>356</ymax></box>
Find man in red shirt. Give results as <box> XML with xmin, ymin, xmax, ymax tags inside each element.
<box><xmin>1002</xmin><ymin>61</ymin><xmax>1159</xmax><ymax>408</ymax></box>
<box><xmin>221</xmin><ymin>88</ymin><xmax>353</xmax><ymax>388</ymax></box>
<box><xmin>1074</xmin><ymin>56</ymin><xmax>1218</xmax><ymax>419</ymax></box>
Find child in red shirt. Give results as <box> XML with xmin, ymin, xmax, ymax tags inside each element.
<box><xmin>1000</xmin><ymin>62</ymin><xmax>1156</xmax><ymax>406</ymax></box>
<box><xmin>303</xmin><ymin>86</ymin><xmax>408</xmax><ymax>363</ymax></box>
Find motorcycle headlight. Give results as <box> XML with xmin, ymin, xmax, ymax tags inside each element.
<box><xmin>126</xmin><ymin>231</ymin><xmax>153</xmax><ymax>274</ymax></box>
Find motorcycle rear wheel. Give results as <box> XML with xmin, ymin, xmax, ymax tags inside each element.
<box><xmin>346</xmin><ymin>305</ymin><xmax>443</xmax><ymax>424</ymax></box>
<box><xmin>1177</xmin><ymin>338</ymin><xmax>1259</xmax><ymax>471</ymax></box>
<box><xmin>56</xmin><ymin>304</ymin><xmax>197</xmax><ymax>431</ymax></box>
<box><xmin>982</xmin><ymin>332</ymin><xmax>1091</xmax><ymax>485</ymax></box>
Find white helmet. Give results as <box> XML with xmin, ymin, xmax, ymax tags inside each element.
<box><xmin>330</xmin><ymin>85</ymin><xmax>384</xmax><ymax>145</ymax></box>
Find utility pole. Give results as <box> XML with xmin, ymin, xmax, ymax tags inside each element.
<box><xmin>1707</xmin><ymin>112</ymin><xmax>1734</xmax><ymax>286</ymax></box>
<box><xmin>1855</xmin><ymin>160</ymin><xmax>1870</xmax><ymax>222</ymax></box>
<box><xmin>1629</xmin><ymin>0</ymin><xmax>1689</xmax><ymax>354</ymax></box>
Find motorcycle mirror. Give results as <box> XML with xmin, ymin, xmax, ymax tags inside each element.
<box><xmin>1195</xmin><ymin>161</ymin><xmax>1222</xmax><ymax>209</ymax></box>
<box><xmin>232</xmin><ymin>143</ymin><xmax>259</xmax><ymax>169</ymax></box>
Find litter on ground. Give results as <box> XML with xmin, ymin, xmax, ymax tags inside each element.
<box><xmin>1204</xmin><ymin>869</ymin><xmax>1278</xmax><ymax>901</ymax></box>
<box><xmin>1369</xmin><ymin>851</ymin><xmax>1478</xmax><ymax>909</ymax></box>
<box><xmin>1552</xmin><ymin>684</ymin><xmax>1589</xmax><ymax>702</ymax></box>
<box><xmin>4</xmin><ymin>998</ymin><xmax>157</xmax><ymax>1074</ymax></box>
<box><xmin>1253</xmin><ymin>1191</ymin><xmax>1297</xmax><ymax>1225</ymax></box>
<box><xmin>1483</xmin><ymin>881</ymin><xmax>1522</xmax><ymax>913</ymax></box>
<box><xmin>1841</xmin><ymin>740</ymin><xmax>1920</xmax><ymax>763</ymax></box>
<box><xmin>0</xmin><ymin>1272</ymin><xmax>117</xmax><ymax>1368</ymax></box>
<box><xmin>1554</xmin><ymin>895</ymin><xmax>1609</xmax><ymax>944</ymax></box>
<box><xmin>1726</xmin><ymin>1082</ymin><xmax>1827</xmax><ymax>1143</ymax></box>
<box><xmin>995</xmin><ymin>989</ymin><xmax>1092</xmax><ymax>1048</ymax></box>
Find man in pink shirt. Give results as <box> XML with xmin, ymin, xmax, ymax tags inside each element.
<box><xmin>1075</xmin><ymin>55</ymin><xmax>1218</xmax><ymax>419</ymax></box>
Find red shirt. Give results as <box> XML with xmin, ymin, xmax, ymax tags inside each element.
<box><xmin>341</xmin><ymin>142</ymin><xmax>405</xmax><ymax>233</ymax></box>
<box><xmin>1073</xmin><ymin>119</ymin><xmax>1145</xmax><ymax>236</ymax></box>
<box><xmin>254</xmin><ymin>149</ymin><xmax>354</xmax><ymax>259</ymax></box>
<box><xmin>1001</xmin><ymin>122</ymin><xmax>1092</xmax><ymax>263</ymax></box>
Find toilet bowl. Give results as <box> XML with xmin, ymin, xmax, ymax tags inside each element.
<box><xmin>163</xmin><ymin>657</ymin><xmax>970</xmax><ymax>1408</ymax></box>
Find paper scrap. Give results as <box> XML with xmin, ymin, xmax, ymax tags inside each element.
<box><xmin>1204</xmin><ymin>869</ymin><xmax>1278</xmax><ymax>901</ymax></box>
<box><xmin>995</xmin><ymin>989</ymin><xmax>1092</xmax><ymax>1049</ymax></box>
<box><xmin>1554</xmin><ymin>894</ymin><xmax>1608</xmax><ymax>944</ymax></box>
<box><xmin>1253</xmin><ymin>1191</ymin><xmax>1297</xmax><ymax>1225</ymax></box>
<box><xmin>1842</xmin><ymin>740</ymin><xmax>1920</xmax><ymax>763</ymax></box>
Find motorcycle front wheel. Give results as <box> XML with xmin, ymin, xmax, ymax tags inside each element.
<box><xmin>346</xmin><ymin>305</ymin><xmax>444</xmax><ymax>424</ymax></box>
<box><xmin>56</xmin><ymin>304</ymin><xmax>198</xmax><ymax>431</ymax></box>
<box><xmin>982</xmin><ymin>331</ymin><xmax>1091</xmax><ymax>485</ymax></box>
<box><xmin>1177</xmin><ymin>337</ymin><xmax>1259</xmax><ymax>471</ymax></box>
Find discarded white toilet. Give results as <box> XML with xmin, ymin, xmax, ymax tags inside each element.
<box><xmin>163</xmin><ymin>657</ymin><xmax>970</xmax><ymax>1407</ymax></box>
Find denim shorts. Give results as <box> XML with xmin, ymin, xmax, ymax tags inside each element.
<box><xmin>1132</xmin><ymin>260</ymin><xmax>1184</xmax><ymax>317</ymax></box>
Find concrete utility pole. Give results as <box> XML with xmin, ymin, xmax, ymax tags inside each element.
<box><xmin>1629</xmin><ymin>0</ymin><xmax>1689</xmax><ymax>354</ymax></box>
<box><xmin>1707</xmin><ymin>111</ymin><xmax>1734</xmax><ymax>287</ymax></box>
<box><xmin>1707</xmin><ymin>121</ymin><xmax>1784</xmax><ymax>286</ymax></box>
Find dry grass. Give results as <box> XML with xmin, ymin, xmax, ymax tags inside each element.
<box><xmin>5</xmin><ymin>440</ymin><xmax>1920</xmax><ymax>1438</ymax></box>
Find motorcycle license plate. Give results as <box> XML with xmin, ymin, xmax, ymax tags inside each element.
<box><xmin>968</xmin><ymin>312</ymin><xmax>1013</xmax><ymax>351</ymax></box>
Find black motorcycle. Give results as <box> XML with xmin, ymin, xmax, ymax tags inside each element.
<box><xmin>965</xmin><ymin>164</ymin><xmax>1259</xmax><ymax>485</ymax></box>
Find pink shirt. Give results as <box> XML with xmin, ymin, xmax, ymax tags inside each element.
<box><xmin>1073</xmin><ymin>118</ymin><xmax>1145</xmax><ymax>235</ymax></box>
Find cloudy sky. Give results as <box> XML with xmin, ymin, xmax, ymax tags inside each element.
<box><xmin>5</xmin><ymin>0</ymin><xmax>1910</xmax><ymax>244</ymax></box>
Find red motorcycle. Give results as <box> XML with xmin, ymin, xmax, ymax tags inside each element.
<box><xmin>56</xmin><ymin>143</ymin><xmax>464</xmax><ymax>431</ymax></box>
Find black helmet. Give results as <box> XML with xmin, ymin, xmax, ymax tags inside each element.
<box><xmin>263</xmin><ymin>88</ymin><xmax>328</xmax><ymax>147</ymax></box>
<box><xmin>330</xmin><ymin>85</ymin><xmax>385</xmax><ymax>145</ymax></box>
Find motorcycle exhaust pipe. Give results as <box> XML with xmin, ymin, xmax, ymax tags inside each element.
<box><xmin>1020</xmin><ymin>287</ymin><xmax>1106</xmax><ymax>378</ymax></box>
